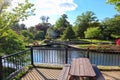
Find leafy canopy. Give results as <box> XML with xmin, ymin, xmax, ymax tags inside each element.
<box><xmin>84</xmin><ymin>27</ymin><xmax>101</xmax><ymax>39</ymax></box>
<box><xmin>74</xmin><ymin>11</ymin><xmax>98</xmax><ymax>38</ymax></box>
<box><xmin>0</xmin><ymin>29</ymin><xmax>25</xmax><ymax>55</ymax></box>
<box><xmin>62</xmin><ymin>26</ymin><xmax>76</xmax><ymax>41</ymax></box>
<box><xmin>0</xmin><ymin>0</ymin><xmax>35</xmax><ymax>34</ymax></box>
<box><xmin>107</xmin><ymin>0</ymin><xmax>120</xmax><ymax>12</ymax></box>
<box><xmin>0</xmin><ymin>0</ymin><xmax>35</xmax><ymax>55</ymax></box>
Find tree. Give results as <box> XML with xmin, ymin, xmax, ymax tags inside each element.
<box><xmin>62</xmin><ymin>26</ymin><xmax>76</xmax><ymax>41</ymax></box>
<box><xmin>40</xmin><ymin>16</ymin><xmax>46</xmax><ymax>23</ymax></box>
<box><xmin>46</xmin><ymin>16</ymin><xmax>49</xmax><ymax>23</ymax></box>
<box><xmin>0</xmin><ymin>0</ymin><xmax>35</xmax><ymax>55</ymax></box>
<box><xmin>107</xmin><ymin>0</ymin><xmax>120</xmax><ymax>12</ymax></box>
<box><xmin>11</xmin><ymin>23</ymin><xmax>27</xmax><ymax>33</ymax></box>
<box><xmin>21</xmin><ymin>30</ymin><xmax>34</xmax><ymax>43</ymax></box>
<box><xmin>74</xmin><ymin>11</ymin><xmax>98</xmax><ymax>38</ymax></box>
<box><xmin>101</xmin><ymin>14</ymin><xmax>120</xmax><ymax>39</ymax></box>
<box><xmin>40</xmin><ymin>16</ymin><xmax>50</xmax><ymax>23</ymax></box>
<box><xmin>28</xmin><ymin>26</ymin><xmax>36</xmax><ymax>35</ymax></box>
<box><xmin>0</xmin><ymin>29</ymin><xmax>25</xmax><ymax>55</ymax></box>
<box><xmin>0</xmin><ymin>0</ymin><xmax>35</xmax><ymax>35</ymax></box>
<box><xmin>35</xmin><ymin>23</ymin><xmax>50</xmax><ymax>38</ymax></box>
<box><xmin>84</xmin><ymin>27</ymin><xmax>101</xmax><ymax>39</ymax></box>
<box><xmin>0</xmin><ymin>0</ymin><xmax>10</xmax><ymax>14</ymax></box>
<box><xmin>35</xmin><ymin>31</ymin><xmax>45</xmax><ymax>40</ymax></box>
<box><xmin>55</xmin><ymin>14</ymin><xmax>70</xmax><ymax>29</ymax></box>
<box><xmin>54</xmin><ymin>14</ymin><xmax>70</xmax><ymax>36</ymax></box>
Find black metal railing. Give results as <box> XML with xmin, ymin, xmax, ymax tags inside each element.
<box><xmin>0</xmin><ymin>49</ymin><xmax>31</xmax><ymax>80</ymax></box>
<box><xmin>32</xmin><ymin>47</ymin><xmax>87</xmax><ymax>64</ymax></box>
<box><xmin>89</xmin><ymin>51</ymin><xmax>120</xmax><ymax>66</ymax></box>
<box><xmin>0</xmin><ymin>45</ymin><xmax>120</xmax><ymax>80</ymax></box>
<box><xmin>31</xmin><ymin>46</ymin><xmax>120</xmax><ymax>66</ymax></box>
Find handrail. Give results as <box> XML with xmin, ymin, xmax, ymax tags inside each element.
<box><xmin>2</xmin><ymin>49</ymin><xmax>30</xmax><ymax>59</ymax></box>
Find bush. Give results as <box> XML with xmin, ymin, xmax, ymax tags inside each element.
<box><xmin>84</xmin><ymin>27</ymin><xmax>101</xmax><ymax>39</ymax></box>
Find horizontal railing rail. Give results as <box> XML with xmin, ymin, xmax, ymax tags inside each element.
<box><xmin>2</xmin><ymin>49</ymin><xmax>30</xmax><ymax>59</ymax></box>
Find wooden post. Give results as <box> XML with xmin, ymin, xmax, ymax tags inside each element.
<box><xmin>0</xmin><ymin>56</ymin><xmax>3</xmax><ymax>80</ymax></box>
<box><xmin>65</xmin><ymin>48</ymin><xmax>68</xmax><ymax>64</ymax></box>
<box><xmin>87</xmin><ymin>48</ymin><xmax>90</xmax><ymax>58</ymax></box>
<box><xmin>30</xmin><ymin>47</ymin><xmax>34</xmax><ymax>65</ymax></box>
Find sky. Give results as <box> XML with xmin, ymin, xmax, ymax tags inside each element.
<box><xmin>10</xmin><ymin>0</ymin><xmax>119</xmax><ymax>28</ymax></box>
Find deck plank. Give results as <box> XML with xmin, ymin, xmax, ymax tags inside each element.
<box><xmin>21</xmin><ymin>68</ymin><xmax>61</xmax><ymax>80</ymax></box>
<box><xmin>20</xmin><ymin>66</ymin><xmax>119</xmax><ymax>80</ymax></box>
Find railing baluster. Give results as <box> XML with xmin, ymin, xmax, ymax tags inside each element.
<box><xmin>0</xmin><ymin>56</ymin><xmax>3</xmax><ymax>80</ymax></box>
<box><xmin>65</xmin><ymin>48</ymin><xmax>68</xmax><ymax>64</ymax></box>
<box><xmin>87</xmin><ymin>48</ymin><xmax>90</xmax><ymax>58</ymax></box>
<box><xmin>30</xmin><ymin>47</ymin><xmax>34</xmax><ymax>65</ymax></box>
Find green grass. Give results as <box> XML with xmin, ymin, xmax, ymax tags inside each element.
<box><xmin>73</xmin><ymin>43</ymin><xmax>120</xmax><ymax>52</ymax></box>
<box><xmin>98</xmin><ymin>66</ymin><xmax>120</xmax><ymax>71</ymax></box>
<box><xmin>81</xmin><ymin>39</ymin><xmax>113</xmax><ymax>43</ymax></box>
<box><xmin>78</xmin><ymin>44</ymin><xmax>97</xmax><ymax>49</ymax></box>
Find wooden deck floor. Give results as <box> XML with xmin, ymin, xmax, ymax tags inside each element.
<box><xmin>21</xmin><ymin>67</ymin><xmax>120</xmax><ymax>80</ymax></box>
<box><xmin>21</xmin><ymin>68</ymin><xmax>61</xmax><ymax>80</ymax></box>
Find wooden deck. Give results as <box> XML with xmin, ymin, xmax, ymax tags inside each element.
<box><xmin>20</xmin><ymin>67</ymin><xmax>120</xmax><ymax>80</ymax></box>
<box><xmin>21</xmin><ymin>68</ymin><xmax>61</xmax><ymax>80</ymax></box>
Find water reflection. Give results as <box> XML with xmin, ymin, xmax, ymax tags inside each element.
<box><xmin>33</xmin><ymin>49</ymin><xmax>120</xmax><ymax>66</ymax></box>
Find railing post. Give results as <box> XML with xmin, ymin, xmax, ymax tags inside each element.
<box><xmin>87</xmin><ymin>48</ymin><xmax>89</xmax><ymax>58</ymax></box>
<box><xmin>30</xmin><ymin>47</ymin><xmax>34</xmax><ymax>65</ymax></box>
<box><xmin>65</xmin><ymin>47</ymin><xmax>68</xmax><ymax>64</ymax></box>
<box><xmin>0</xmin><ymin>56</ymin><xmax>3</xmax><ymax>80</ymax></box>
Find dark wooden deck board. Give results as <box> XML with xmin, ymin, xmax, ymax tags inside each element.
<box><xmin>21</xmin><ymin>68</ymin><xmax>61</xmax><ymax>80</ymax></box>
<box><xmin>20</xmin><ymin>67</ymin><xmax>120</xmax><ymax>80</ymax></box>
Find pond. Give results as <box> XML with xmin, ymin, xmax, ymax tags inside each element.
<box><xmin>33</xmin><ymin>47</ymin><xmax>120</xmax><ymax>66</ymax></box>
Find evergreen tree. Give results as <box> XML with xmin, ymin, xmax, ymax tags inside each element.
<box><xmin>54</xmin><ymin>14</ymin><xmax>70</xmax><ymax>37</ymax></box>
<box><xmin>62</xmin><ymin>26</ymin><xmax>76</xmax><ymax>41</ymax></box>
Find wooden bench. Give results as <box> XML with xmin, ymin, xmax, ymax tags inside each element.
<box><xmin>92</xmin><ymin>64</ymin><xmax>105</xmax><ymax>80</ymax></box>
<box><xmin>58</xmin><ymin>64</ymin><xmax>70</xmax><ymax>80</ymax></box>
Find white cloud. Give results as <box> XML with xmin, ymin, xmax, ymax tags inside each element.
<box><xmin>9</xmin><ymin>0</ymin><xmax>78</xmax><ymax>27</ymax></box>
<box><xmin>34</xmin><ymin>0</ymin><xmax>77</xmax><ymax>15</ymax></box>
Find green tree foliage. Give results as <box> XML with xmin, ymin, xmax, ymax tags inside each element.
<box><xmin>11</xmin><ymin>23</ymin><xmax>27</xmax><ymax>33</ymax></box>
<box><xmin>84</xmin><ymin>27</ymin><xmax>101</xmax><ymax>39</ymax></box>
<box><xmin>54</xmin><ymin>14</ymin><xmax>70</xmax><ymax>36</ymax></box>
<box><xmin>101</xmin><ymin>14</ymin><xmax>120</xmax><ymax>39</ymax></box>
<box><xmin>35</xmin><ymin>31</ymin><xmax>45</xmax><ymax>40</ymax></box>
<box><xmin>0</xmin><ymin>29</ymin><xmax>25</xmax><ymax>55</ymax></box>
<box><xmin>0</xmin><ymin>0</ymin><xmax>10</xmax><ymax>14</ymax></box>
<box><xmin>55</xmin><ymin>14</ymin><xmax>69</xmax><ymax>28</ymax></box>
<box><xmin>107</xmin><ymin>0</ymin><xmax>120</xmax><ymax>12</ymax></box>
<box><xmin>28</xmin><ymin>26</ymin><xmax>36</xmax><ymax>35</ymax></box>
<box><xmin>21</xmin><ymin>30</ymin><xmax>34</xmax><ymax>43</ymax></box>
<box><xmin>62</xmin><ymin>26</ymin><xmax>76</xmax><ymax>41</ymax></box>
<box><xmin>0</xmin><ymin>0</ymin><xmax>34</xmax><ymax>55</ymax></box>
<box><xmin>74</xmin><ymin>11</ymin><xmax>98</xmax><ymax>38</ymax></box>
<box><xmin>0</xmin><ymin>0</ymin><xmax>35</xmax><ymax>35</ymax></box>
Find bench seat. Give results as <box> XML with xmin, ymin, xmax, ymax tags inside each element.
<box><xmin>58</xmin><ymin>64</ymin><xmax>70</xmax><ymax>80</ymax></box>
<box><xmin>92</xmin><ymin>64</ymin><xmax>105</xmax><ymax>80</ymax></box>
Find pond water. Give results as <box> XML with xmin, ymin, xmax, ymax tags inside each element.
<box><xmin>33</xmin><ymin>48</ymin><xmax>120</xmax><ymax>66</ymax></box>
